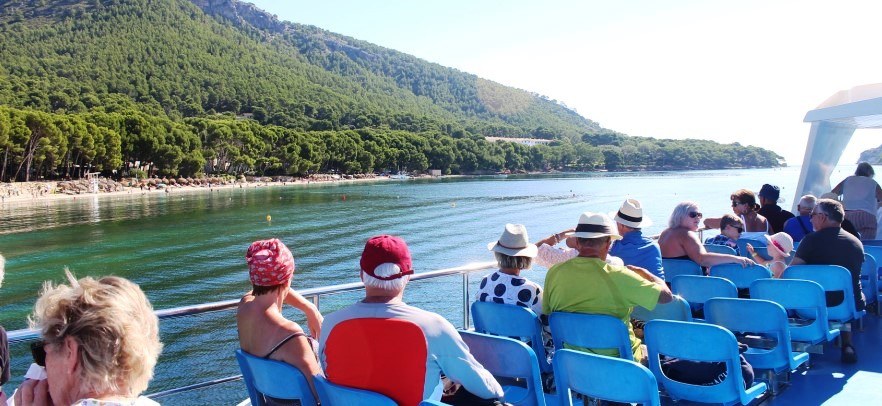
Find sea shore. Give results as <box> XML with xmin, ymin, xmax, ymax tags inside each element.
<box><xmin>0</xmin><ymin>174</ymin><xmax>420</xmax><ymax>205</ymax></box>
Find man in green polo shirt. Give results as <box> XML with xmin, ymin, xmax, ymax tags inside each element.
<box><xmin>543</xmin><ymin>212</ymin><xmax>673</xmax><ymax>362</ymax></box>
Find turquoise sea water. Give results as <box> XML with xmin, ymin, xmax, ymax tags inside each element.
<box><xmin>0</xmin><ymin>165</ymin><xmax>858</xmax><ymax>404</ymax></box>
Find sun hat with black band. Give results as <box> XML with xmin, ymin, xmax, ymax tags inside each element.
<box><xmin>611</xmin><ymin>198</ymin><xmax>652</xmax><ymax>228</ymax></box>
<box><xmin>573</xmin><ymin>212</ymin><xmax>622</xmax><ymax>240</ymax></box>
<box><xmin>487</xmin><ymin>223</ymin><xmax>539</xmax><ymax>258</ymax></box>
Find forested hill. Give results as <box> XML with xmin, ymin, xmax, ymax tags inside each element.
<box><xmin>0</xmin><ymin>0</ymin><xmax>783</xmax><ymax>182</ymax></box>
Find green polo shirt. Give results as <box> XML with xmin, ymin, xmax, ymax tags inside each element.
<box><xmin>543</xmin><ymin>257</ymin><xmax>662</xmax><ymax>361</ymax></box>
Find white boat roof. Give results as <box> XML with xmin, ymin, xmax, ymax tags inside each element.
<box><xmin>794</xmin><ymin>83</ymin><xmax>882</xmax><ymax>209</ymax></box>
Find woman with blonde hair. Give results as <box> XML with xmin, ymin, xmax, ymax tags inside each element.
<box><xmin>13</xmin><ymin>271</ymin><xmax>163</xmax><ymax>406</ymax></box>
<box><xmin>658</xmin><ymin>201</ymin><xmax>753</xmax><ymax>268</ymax></box>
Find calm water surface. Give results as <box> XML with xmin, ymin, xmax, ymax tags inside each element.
<box><xmin>0</xmin><ymin>165</ymin><xmax>856</xmax><ymax>404</ymax></box>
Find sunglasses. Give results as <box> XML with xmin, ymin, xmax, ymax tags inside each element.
<box><xmin>729</xmin><ymin>225</ymin><xmax>744</xmax><ymax>233</ymax></box>
<box><xmin>731</xmin><ymin>201</ymin><xmax>746</xmax><ymax>207</ymax></box>
<box><xmin>688</xmin><ymin>212</ymin><xmax>703</xmax><ymax>219</ymax></box>
<box><xmin>31</xmin><ymin>340</ymin><xmax>46</xmax><ymax>367</ymax></box>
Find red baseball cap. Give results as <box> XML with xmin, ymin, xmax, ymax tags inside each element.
<box><xmin>360</xmin><ymin>235</ymin><xmax>413</xmax><ymax>280</ymax></box>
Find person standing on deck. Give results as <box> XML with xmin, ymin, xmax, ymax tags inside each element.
<box><xmin>789</xmin><ymin>199</ymin><xmax>865</xmax><ymax>363</ymax></box>
<box><xmin>543</xmin><ymin>212</ymin><xmax>673</xmax><ymax>362</ymax></box>
<box><xmin>758</xmin><ymin>184</ymin><xmax>795</xmax><ymax>235</ymax></box>
<box><xmin>832</xmin><ymin>162</ymin><xmax>882</xmax><ymax>240</ymax></box>
<box><xmin>608</xmin><ymin>199</ymin><xmax>665</xmax><ymax>279</ymax></box>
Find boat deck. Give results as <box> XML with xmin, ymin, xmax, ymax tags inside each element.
<box><xmin>758</xmin><ymin>312</ymin><xmax>882</xmax><ymax>405</ymax></box>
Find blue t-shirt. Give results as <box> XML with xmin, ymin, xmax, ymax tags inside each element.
<box><xmin>783</xmin><ymin>215</ymin><xmax>813</xmax><ymax>242</ymax></box>
<box><xmin>609</xmin><ymin>230</ymin><xmax>665</xmax><ymax>279</ymax></box>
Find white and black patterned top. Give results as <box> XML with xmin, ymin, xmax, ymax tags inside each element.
<box><xmin>476</xmin><ymin>270</ymin><xmax>553</xmax><ymax>360</ymax></box>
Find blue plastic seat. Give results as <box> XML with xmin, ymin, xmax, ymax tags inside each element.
<box><xmin>860</xmin><ymin>253</ymin><xmax>879</xmax><ymax>313</ymax></box>
<box><xmin>862</xmin><ymin>245</ymin><xmax>882</xmax><ymax>312</ymax></box>
<box><xmin>644</xmin><ymin>320</ymin><xmax>768</xmax><ymax>406</ymax></box>
<box><xmin>749</xmin><ymin>278</ymin><xmax>840</xmax><ymax>347</ymax></box>
<box><xmin>662</xmin><ymin>258</ymin><xmax>703</xmax><ymax>282</ymax></box>
<box><xmin>459</xmin><ymin>330</ymin><xmax>547</xmax><ymax>406</ymax></box>
<box><xmin>553</xmin><ymin>349</ymin><xmax>660</xmax><ymax>406</ymax></box>
<box><xmin>235</xmin><ymin>349</ymin><xmax>318</xmax><ymax>406</ymax></box>
<box><xmin>632</xmin><ymin>295</ymin><xmax>693</xmax><ymax>322</ymax></box>
<box><xmin>704</xmin><ymin>298</ymin><xmax>810</xmax><ymax>393</ymax></box>
<box><xmin>781</xmin><ymin>265</ymin><xmax>866</xmax><ymax>324</ymax></box>
<box><xmin>709</xmin><ymin>263</ymin><xmax>773</xmax><ymax>294</ymax></box>
<box><xmin>736</xmin><ymin>238</ymin><xmax>771</xmax><ymax>261</ymax></box>
<box><xmin>861</xmin><ymin>239</ymin><xmax>882</xmax><ymax>246</ymax></box>
<box><xmin>705</xmin><ymin>243</ymin><xmax>738</xmax><ymax>255</ymax></box>
<box><xmin>418</xmin><ymin>402</ymin><xmax>448</xmax><ymax>406</ymax></box>
<box><xmin>313</xmin><ymin>374</ymin><xmax>396</xmax><ymax>406</ymax></box>
<box><xmin>671</xmin><ymin>275</ymin><xmax>738</xmax><ymax>318</ymax></box>
<box><xmin>549</xmin><ymin>312</ymin><xmax>633</xmax><ymax>361</ymax></box>
<box><xmin>470</xmin><ymin>300</ymin><xmax>551</xmax><ymax>373</ymax></box>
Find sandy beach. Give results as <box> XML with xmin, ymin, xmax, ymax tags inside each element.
<box><xmin>0</xmin><ymin>174</ymin><xmax>406</xmax><ymax>206</ymax></box>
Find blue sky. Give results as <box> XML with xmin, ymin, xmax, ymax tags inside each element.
<box><xmin>247</xmin><ymin>0</ymin><xmax>882</xmax><ymax>164</ymax></box>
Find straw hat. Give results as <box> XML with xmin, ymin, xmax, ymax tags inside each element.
<box><xmin>765</xmin><ymin>232</ymin><xmax>793</xmax><ymax>258</ymax></box>
<box><xmin>573</xmin><ymin>212</ymin><xmax>622</xmax><ymax>240</ymax></box>
<box><xmin>612</xmin><ymin>198</ymin><xmax>652</xmax><ymax>228</ymax></box>
<box><xmin>487</xmin><ymin>224</ymin><xmax>538</xmax><ymax>257</ymax></box>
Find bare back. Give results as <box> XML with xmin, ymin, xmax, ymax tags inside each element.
<box><xmin>658</xmin><ymin>227</ymin><xmax>702</xmax><ymax>260</ymax></box>
<box><xmin>237</xmin><ymin>294</ymin><xmax>321</xmax><ymax>380</ymax></box>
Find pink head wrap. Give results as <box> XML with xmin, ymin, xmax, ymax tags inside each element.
<box><xmin>246</xmin><ymin>239</ymin><xmax>295</xmax><ymax>286</ymax></box>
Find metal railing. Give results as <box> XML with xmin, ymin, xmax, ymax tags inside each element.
<box><xmin>6</xmin><ymin>261</ymin><xmax>497</xmax><ymax>399</ymax></box>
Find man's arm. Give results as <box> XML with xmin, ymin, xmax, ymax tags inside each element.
<box><xmin>626</xmin><ymin>265</ymin><xmax>673</xmax><ymax>304</ymax></box>
<box><xmin>789</xmin><ymin>256</ymin><xmax>806</xmax><ymax>266</ymax></box>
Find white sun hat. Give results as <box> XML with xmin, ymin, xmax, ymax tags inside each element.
<box><xmin>765</xmin><ymin>232</ymin><xmax>793</xmax><ymax>258</ymax></box>
<box><xmin>487</xmin><ymin>223</ymin><xmax>539</xmax><ymax>257</ymax></box>
<box><xmin>573</xmin><ymin>212</ymin><xmax>622</xmax><ymax>240</ymax></box>
<box><xmin>611</xmin><ymin>198</ymin><xmax>653</xmax><ymax>228</ymax></box>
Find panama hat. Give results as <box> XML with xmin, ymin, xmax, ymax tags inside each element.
<box><xmin>612</xmin><ymin>198</ymin><xmax>652</xmax><ymax>228</ymax></box>
<box><xmin>488</xmin><ymin>224</ymin><xmax>539</xmax><ymax>257</ymax></box>
<box><xmin>765</xmin><ymin>232</ymin><xmax>793</xmax><ymax>258</ymax></box>
<box><xmin>573</xmin><ymin>212</ymin><xmax>622</xmax><ymax>240</ymax></box>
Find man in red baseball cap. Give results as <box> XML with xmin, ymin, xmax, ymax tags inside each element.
<box><xmin>319</xmin><ymin>235</ymin><xmax>503</xmax><ymax>403</ymax></box>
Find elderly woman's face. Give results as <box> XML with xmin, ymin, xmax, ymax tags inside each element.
<box><xmin>44</xmin><ymin>339</ymin><xmax>78</xmax><ymax>406</ymax></box>
<box><xmin>681</xmin><ymin>207</ymin><xmax>702</xmax><ymax>231</ymax></box>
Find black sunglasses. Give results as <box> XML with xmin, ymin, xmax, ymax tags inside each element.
<box><xmin>31</xmin><ymin>340</ymin><xmax>46</xmax><ymax>367</ymax></box>
<box><xmin>688</xmin><ymin>211</ymin><xmax>703</xmax><ymax>219</ymax></box>
<box><xmin>731</xmin><ymin>201</ymin><xmax>745</xmax><ymax>207</ymax></box>
<box><xmin>729</xmin><ymin>225</ymin><xmax>744</xmax><ymax>233</ymax></box>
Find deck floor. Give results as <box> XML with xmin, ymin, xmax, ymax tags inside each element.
<box><xmin>758</xmin><ymin>312</ymin><xmax>882</xmax><ymax>406</ymax></box>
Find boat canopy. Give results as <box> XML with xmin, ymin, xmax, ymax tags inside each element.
<box><xmin>794</xmin><ymin>83</ymin><xmax>882</xmax><ymax>210</ymax></box>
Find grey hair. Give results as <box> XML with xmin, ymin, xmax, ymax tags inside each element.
<box><xmin>798</xmin><ymin>194</ymin><xmax>817</xmax><ymax>210</ymax></box>
<box><xmin>494</xmin><ymin>252</ymin><xmax>533</xmax><ymax>270</ymax></box>
<box><xmin>816</xmin><ymin>199</ymin><xmax>844</xmax><ymax>223</ymax></box>
<box><xmin>361</xmin><ymin>263</ymin><xmax>409</xmax><ymax>291</ymax></box>
<box><xmin>668</xmin><ymin>201</ymin><xmax>699</xmax><ymax>228</ymax></box>
<box><xmin>576</xmin><ymin>236</ymin><xmax>611</xmax><ymax>249</ymax></box>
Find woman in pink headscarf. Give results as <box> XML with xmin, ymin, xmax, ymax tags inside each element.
<box><xmin>237</xmin><ymin>238</ymin><xmax>322</xmax><ymax>393</ymax></box>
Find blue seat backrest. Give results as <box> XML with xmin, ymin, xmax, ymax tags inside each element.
<box><xmin>235</xmin><ymin>349</ymin><xmax>318</xmax><ymax>406</ymax></box>
<box><xmin>781</xmin><ymin>265</ymin><xmax>864</xmax><ymax>323</ymax></box>
<box><xmin>671</xmin><ymin>275</ymin><xmax>738</xmax><ymax>306</ymax></box>
<box><xmin>313</xmin><ymin>375</ymin><xmax>396</xmax><ymax>406</ymax></box>
<box><xmin>459</xmin><ymin>331</ymin><xmax>546</xmax><ymax>406</ymax></box>
<box><xmin>704</xmin><ymin>298</ymin><xmax>807</xmax><ymax>372</ymax></box>
<box><xmin>644</xmin><ymin>320</ymin><xmax>767</xmax><ymax>406</ymax></box>
<box><xmin>553</xmin><ymin>349</ymin><xmax>660</xmax><ymax>406</ymax></box>
<box><xmin>709</xmin><ymin>263</ymin><xmax>773</xmax><ymax>291</ymax></box>
<box><xmin>632</xmin><ymin>295</ymin><xmax>693</xmax><ymax>322</ymax></box>
<box><xmin>470</xmin><ymin>301</ymin><xmax>550</xmax><ymax>373</ymax></box>
<box><xmin>704</xmin><ymin>243</ymin><xmax>737</xmax><ymax>255</ymax></box>
<box><xmin>736</xmin><ymin>238</ymin><xmax>772</xmax><ymax>260</ymax></box>
<box><xmin>861</xmin><ymin>239</ymin><xmax>882</xmax><ymax>246</ymax></box>
<box><xmin>549</xmin><ymin>312</ymin><xmax>633</xmax><ymax>361</ymax></box>
<box><xmin>661</xmin><ymin>259</ymin><xmax>703</xmax><ymax>281</ymax></box>
<box><xmin>860</xmin><ymin>253</ymin><xmax>878</xmax><ymax>305</ymax></box>
<box><xmin>749</xmin><ymin>278</ymin><xmax>839</xmax><ymax>345</ymax></box>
